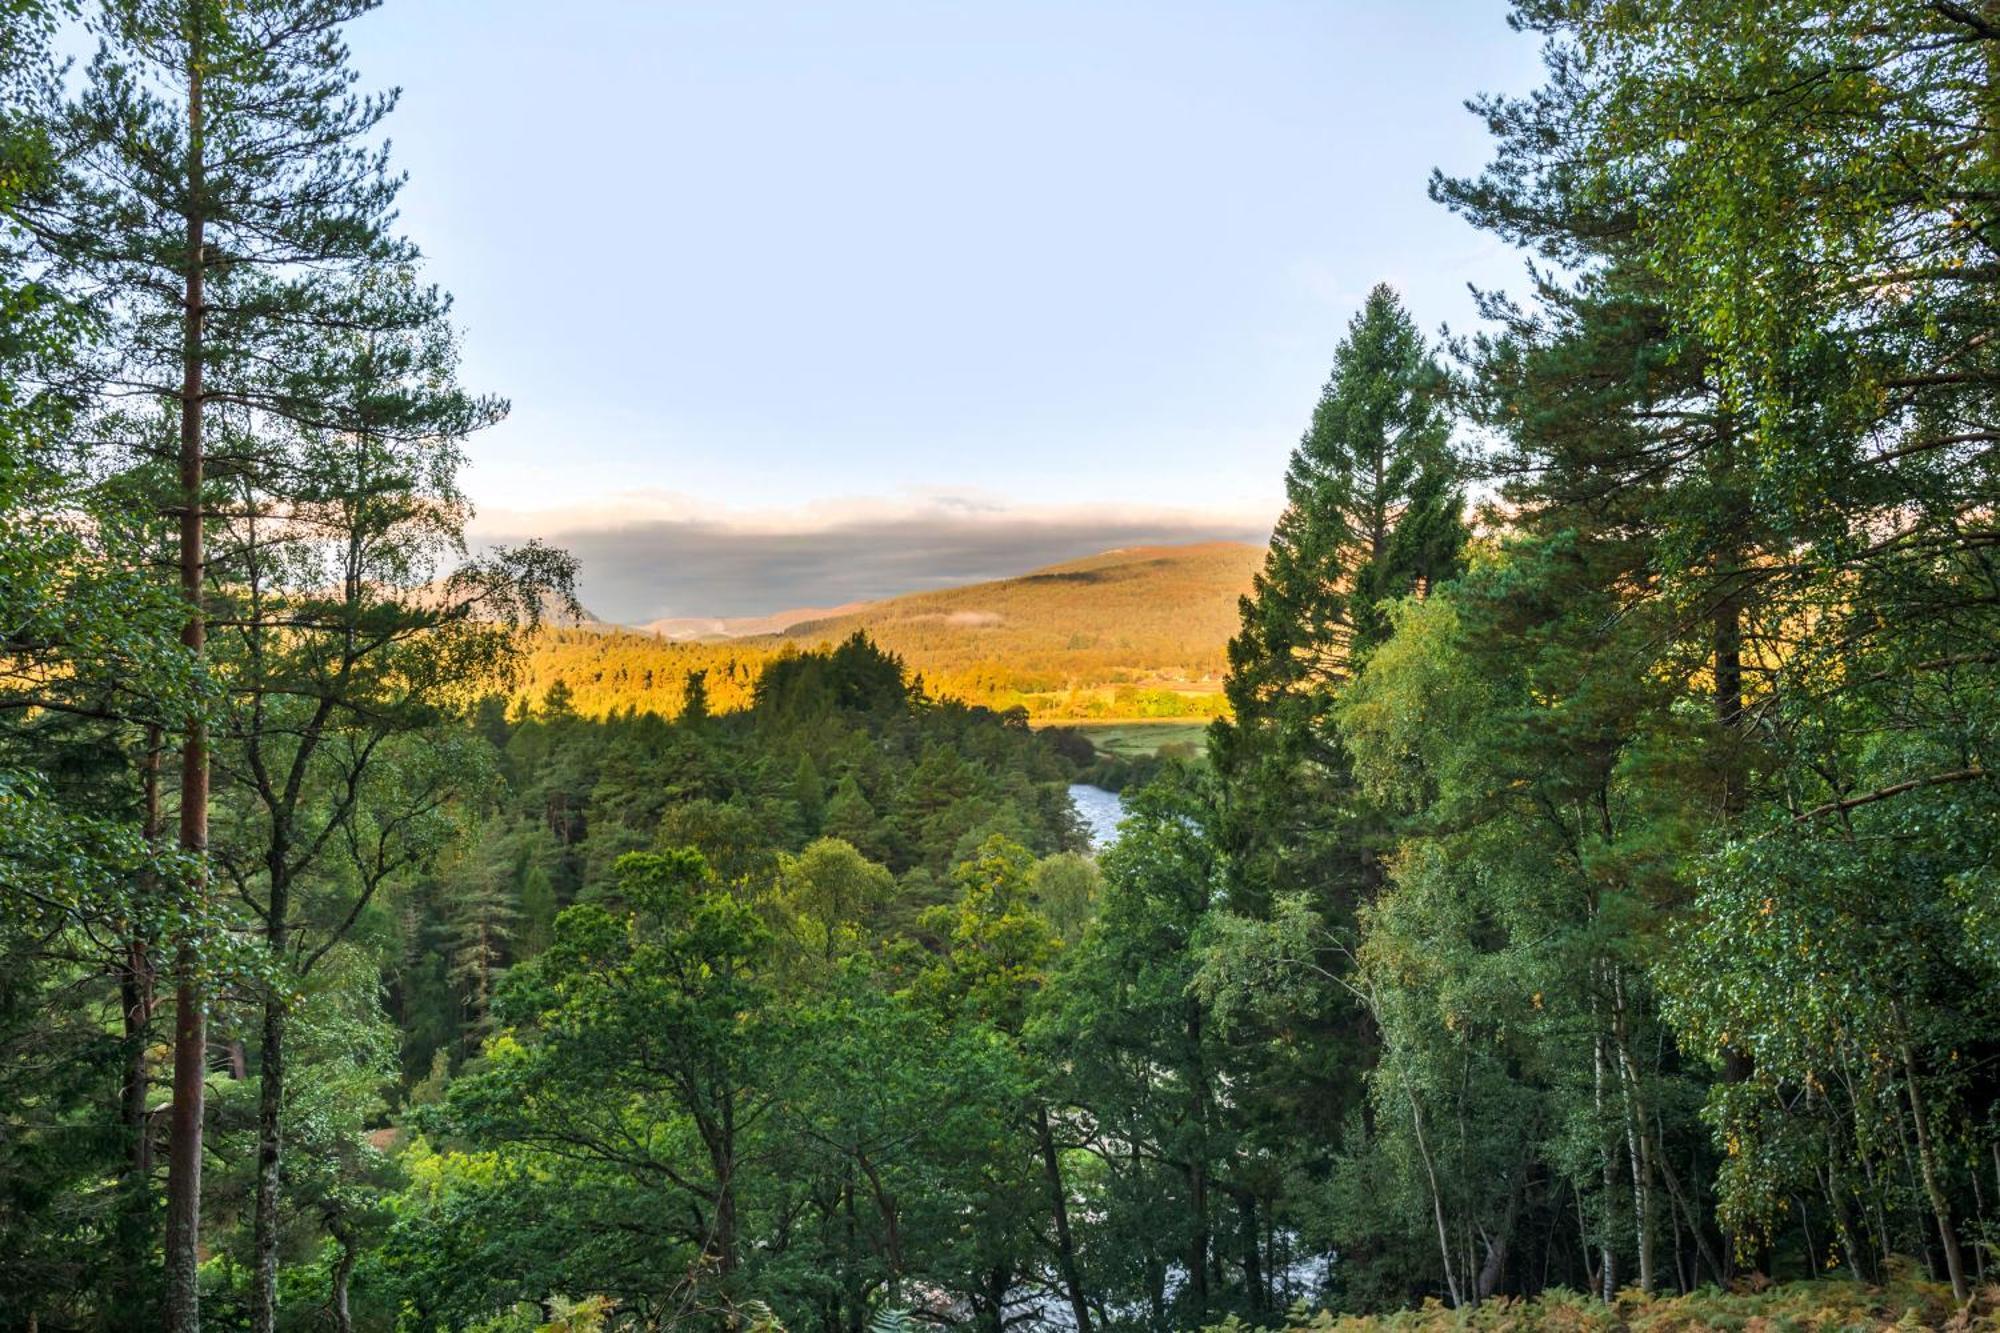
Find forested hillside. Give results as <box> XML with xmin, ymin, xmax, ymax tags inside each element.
<box><xmin>4</xmin><ymin>3</ymin><xmax>2000</xmax><ymax>1333</ymax></box>
<box><xmin>514</xmin><ymin>542</ymin><xmax>1261</xmax><ymax>722</ymax></box>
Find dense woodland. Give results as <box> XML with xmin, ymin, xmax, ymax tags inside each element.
<box><xmin>4</xmin><ymin>1</ymin><xmax>2000</xmax><ymax>1331</ymax></box>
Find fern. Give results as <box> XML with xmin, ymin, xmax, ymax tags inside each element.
<box><xmin>868</xmin><ymin>1308</ymin><xmax>917</xmax><ymax>1333</ymax></box>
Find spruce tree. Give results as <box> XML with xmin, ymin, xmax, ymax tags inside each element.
<box><xmin>1210</xmin><ymin>283</ymin><xmax>1464</xmax><ymax>913</ymax></box>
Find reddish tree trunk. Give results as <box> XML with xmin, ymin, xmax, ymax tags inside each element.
<box><xmin>164</xmin><ymin>36</ymin><xmax>208</xmax><ymax>1333</ymax></box>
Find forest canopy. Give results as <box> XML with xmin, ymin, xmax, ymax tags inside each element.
<box><xmin>2</xmin><ymin>2</ymin><xmax>1998</xmax><ymax>1332</ymax></box>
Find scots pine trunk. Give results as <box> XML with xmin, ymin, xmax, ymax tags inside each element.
<box><xmin>1594</xmin><ymin>1029</ymin><xmax>1617</xmax><ymax>1304</ymax></box>
<box><xmin>163</xmin><ymin>34</ymin><xmax>207</xmax><ymax>1332</ymax></box>
<box><xmin>113</xmin><ymin>728</ymin><xmax>165</xmax><ymax>1320</ymax></box>
<box><xmin>1237</xmin><ymin>1191</ymin><xmax>1265</xmax><ymax>1312</ymax></box>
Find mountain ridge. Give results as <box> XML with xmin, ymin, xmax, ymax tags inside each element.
<box><xmin>625</xmin><ymin>540</ymin><xmax>1260</xmax><ymax>641</ymax></box>
<box><xmin>517</xmin><ymin>540</ymin><xmax>1264</xmax><ymax>722</ymax></box>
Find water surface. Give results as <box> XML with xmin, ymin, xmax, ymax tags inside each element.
<box><xmin>1068</xmin><ymin>783</ymin><xmax>1125</xmax><ymax>851</ymax></box>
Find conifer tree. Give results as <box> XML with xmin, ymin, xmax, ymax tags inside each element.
<box><xmin>793</xmin><ymin>751</ymin><xmax>827</xmax><ymax>835</ymax></box>
<box><xmin>680</xmin><ymin>667</ymin><xmax>712</xmax><ymax>724</ymax></box>
<box><xmin>0</xmin><ymin>7</ymin><xmax>200</xmax><ymax>1320</ymax></box>
<box><xmin>18</xmin><ymin>5</ymin><xmax>416</xmax><ymax>1320</ymax></box>
<box><xmin>442</xmin><ymin>837</ymin><xmax>522</xmax><ymax>1057</ymax></box>
<box><xmin>18</xmin><ymin>3</ymin><xmax>571</xmax><ymax>1325</ymax></box>
<box><xmin>1210</xmin><ymin>284</ymin><xmax>1464</xmax><ymax>912</ymax></box>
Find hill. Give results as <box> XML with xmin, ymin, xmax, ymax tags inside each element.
<box><xmin>637</xmin><ymin>602</ymin><xmax>866</xmax><ymax>641</ymax></box>
<box><xmin>512</xmin><ymin>541</ymin><xmax>1262</xmax><ymax>722</ymax></box>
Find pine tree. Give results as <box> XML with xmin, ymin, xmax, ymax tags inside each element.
<box><xmin>0</xmin><ymin>6</ymin><xmax>205</xmax><ymax>1320</ymax></box>
<box><xmin>822</xmin><ymin>773</ymin><xmax>883</xmax><ymax>862</ymax></box>
<box><xmin>442</xmin><ymin>840</ymin><xmax>522</xmax><ymax>1058</ymax></box>
<box><xmin>792</xmin><ymin>751</ymin><xmax>827</xmax><ymax>836</ymax></box>
<box><xmin>1210</xmin><ymin>284</ymin><xmax>1464</xmax><ymax>913</ymax></box>
<box><xmin>682</xmin><ymin>668</ymin><xmax>712</xmax><ymax>724</ymax></box>
<box><xmin>20</xmin><ymin>4</ymin><xmax>573</xmax><ymax>1325</ymax></box>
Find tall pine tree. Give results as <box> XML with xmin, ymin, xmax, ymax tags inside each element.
<box><xmin>1210</xmin><ymin>283</ymin><xmax>1464</xmax><ymax>915</ymax></box>
<box><xmin>19</xmin><ymin>3</ymin><xmax>570</xmax><ymax>1326</ymax></box>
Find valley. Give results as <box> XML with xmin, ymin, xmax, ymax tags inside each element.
<box><xmin>515</xmin><ymin>541</ymin><xmax>1261</xmax><ymax>723</ymax></box>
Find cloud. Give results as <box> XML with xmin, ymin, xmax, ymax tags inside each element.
<box><xmin>470</xmin><ymin>492</ymin><xmax>1274</xmax><ymax>624</ymax></box>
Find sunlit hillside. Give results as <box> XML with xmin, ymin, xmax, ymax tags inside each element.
<box><xmin>512</xmin><ymin>541</ymin><xmax>1263</xmax><ymax>721</ymax></box>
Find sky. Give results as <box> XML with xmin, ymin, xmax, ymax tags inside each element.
<box><xmin>341</xmin><ymin>2</ymin><xmax>1549</xmax><ymax>622</ymax></box>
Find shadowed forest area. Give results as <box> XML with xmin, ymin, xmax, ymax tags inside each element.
<box><xmin>4</xmin><ymin>2</ymin><xmax>2000</xmax><ymax>1331</ymax></box>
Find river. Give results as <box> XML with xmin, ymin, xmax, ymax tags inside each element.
<box><xmin>1067</xmin><ymin>782</ymin><xmax>1125</xmax><ymax>851</ymax></box>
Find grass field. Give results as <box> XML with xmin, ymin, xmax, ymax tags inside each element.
<box><xmin>1054</xmin><ymin>720</ymin><xmax>1212</xmax><ymax>758</ymax></box>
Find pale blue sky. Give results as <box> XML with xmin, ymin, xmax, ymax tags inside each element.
<box><xmin>338</xmin><ymin>2</ymin><xmax>1546</xmax><ymax>619</ymax></box>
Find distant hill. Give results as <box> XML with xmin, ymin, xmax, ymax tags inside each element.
<box><xmin>541</xmin><ymin>590</ymin><xmax>603</xmax><ymax>628</ymax></box>
<box><xmin>513</xmin><ymin>541</ymin><xmax>1262</xmax><ymax>722</ymax></box>
<box><xmin>638</xmin><ymin>602</ymin><xmax>868</xmax><ymax>641</ymax></box>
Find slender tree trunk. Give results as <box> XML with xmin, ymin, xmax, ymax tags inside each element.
<box><xmin>1970</xmin><ymin>1158</ymin><xmax>1989</xmax><ymax>1285</ymax></box>
<box><xmin>251</xmin><ymin>985</ymin><xmax>286</xmax><ymax>1333</ymax></box>
<box><xmin>1476</xmin><ymin>1165</ymin><xmax>1525</xmax><ymax>1302</ymax></box>
<box><xmin>329</xmin><ymin>1215</ymin><xmax>356</xmax><ymax>1333</ymax></box>
<box><xmin>1575</xmin><ymin>1185</ymin><xmax>1598</xmax><ymax>1297</ymax></box>
<box><xmin>1899</xmin><ymin>1032</ymin><xmax>1968</xmax><ymax>1302</ymax></box>
<box><xmin>1714</xmin><ymin>593</ymin><xmax>1745</xmax><ymax>817</ymax></box>
<box><xmin>1185</xmin><ymin>999</ymin><xmax>1211</xmax><ymax>1317</ymax></box>
<box><xmin>857</xmin><ymin>1151</ymin><xmax>903</xmax><ymax>1296</ymax></box>
<box><xmin>1185</xmin><ymin>1160</ymin><xmax>1210</xmax><ymax>1314</ymax></box>
<box><xmin>251</xmin><ymin>827</ymin><xmax>294</xmax><ymax>1333</ymax></box>
<box><xmin>122</xmin><ymin>728</ymin><xmax>163</xmax><ymax>1182</ymax></box>
<box><xmin>1857</xmin><ymin>1144</ymin><xmax>1893</xmax><ymax>1270</ymax></box>
<box><xmin>1626</xmin><ymin>1114</ymin><xmax>1654</xmax><ymax>1293</ymax></box>
<box><xmin>1818</xmin><ymin>1148</ymin><xmax>1870</xmax><ymax>1283</ymax></box>
<box><xmin>164</xmin><ymin>33</ymin><xmax>208</xmax><ymax>1333</ymax></box>
<box><xmin>1656</xmin><ymin>1144</ymin><xmax>1727</xmax><ymax>1287</ymax></box>
<box><xmin>119</xmin><ymin>961</ymin><xmax>152</xmax><ymax>1165</ymax></box>
<box><xmin>1670</xmin><ymin>1207</ymin><xmax>1689</xmax><ymax>1295</ymax></box>
<box><xmin>113</xmin><ymin>730</ymin><xmax>165</xmax><ymax>1322</ymax></box>
<box><xmin>1795</xmin><ymin>1195</ymin><xmax>1820</xmax><ymax>1282</ymax></box>
<box><xmin>843</xmin><ymin>1175</ymin><xmax>864</xmax><ymax>1333</ymax></box>
<box><xmin>1611</xmin><ymin>973</ymin><xmax>1656</xmax><ymax>1293</ymax></box>
<box><xmin>1594</xmin><ymin>1029</ymin><xmax>1618</xmax><ymax>1303</ymax></box>
<box><xmin>709</xmin><ymin>1097</ymin><xmax>739</xmax><ymax>1281</ymax></box>
<box><xmin>1712</xmin><ymin>544</ymin><xmax>1757</xmax><ymax>1089</ymax></box>
<box><xmin>1476</xmin><ymin>1233</ymin><xmax>1509</xmax><ymax>1303</ymax></box>
<box><xmin>1035</xmin><ymin>1104</ymin><xmax>1094</xmax><ymax>1333</ymax></box>
<box><xmin>1238</xmin><ymin>1190</ymin><xmax>1265</xmax><ymax>1312</ymax></box>
<box><xmin>1140</xmin><ymin>1137</ymin><xmax>1165</xmax><ymax>1326</ymax></box>
<box><xmin>1407</xmin><ymin>1084</ymin><xmax>1464</xmax><ymax>1308</ymax></box>
<box><xmin>980</xmin><ymin>1265</ymin><xmax>1008</xmax><ymax>1333</ymax></box>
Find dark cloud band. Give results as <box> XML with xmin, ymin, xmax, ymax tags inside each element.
<box><xmin>475</xmin><ymin>511</ymin><xmax>1272</xmax><ymax>624</ymax></box>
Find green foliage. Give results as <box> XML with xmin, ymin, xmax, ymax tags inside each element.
<box><xmin>1212</xmin><ymin>283</ymin><xmax>1466</xmax><ymax>918</ymax></box>
<box><xmin>372</xmin><ymin>640</ymin><xmax>1089</xmax><ymax>1330</ymax></box>
<box><xmin>9</xmin><ymin>2</ymin><xmax>2000</xmax><ymax>1329</ymax></box>
<box><xmin>1203</xmin><ymin>1270</ymin><xmax>2000</xmax><ymax>1331</ymax></box>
